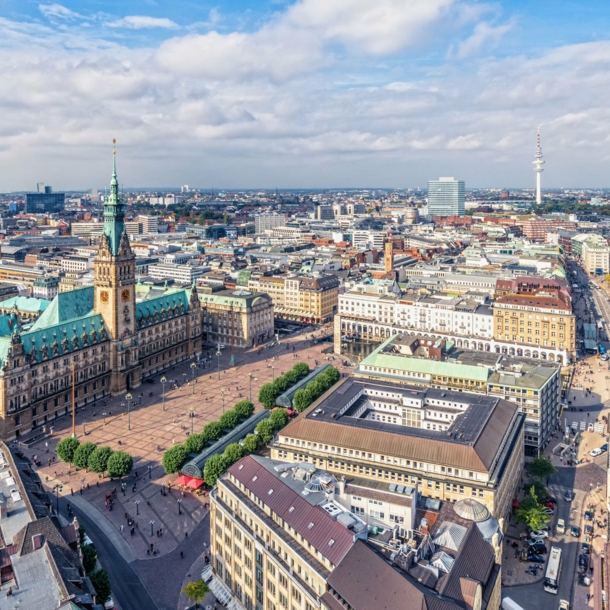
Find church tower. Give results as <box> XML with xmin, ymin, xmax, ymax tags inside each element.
<box><xmin>93</xmin><ymin>141</ymin><xmax>141</xmax><ymax>393</ymax></box>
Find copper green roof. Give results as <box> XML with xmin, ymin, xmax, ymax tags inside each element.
<box><xmin>103</xmin><ymin>148</ymin><xmax>126</xmax><ymax>256</ymax></box>
<box><xmin>136</xmin><ymin>289</ymin><xmax>190</xmax><ymax>328</ymax></box>
<box><xmin>0</xmin><ymin>295</ymin><xmax>51</xmax><ymax>313</ymax></box>
<box><xmin>30</xmin><ymin>287</ymin><xmax>94</xmax><ymax>332</ymax></box>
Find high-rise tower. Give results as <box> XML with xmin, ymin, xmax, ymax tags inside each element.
<box><xmin>93</xmin><ymin>141</ymin><xmax>141</xmax><ymax>393</ymax></box>
<box><xmin>533</xmin><ymin>128</ymin><xmax>545</xmax><ymax>204</ymax></box>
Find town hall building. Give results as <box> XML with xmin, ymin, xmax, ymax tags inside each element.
<box><xmin>0</xmin><ymin>149</ymin><xmax>204</xmax><ymax>439</ymax></box>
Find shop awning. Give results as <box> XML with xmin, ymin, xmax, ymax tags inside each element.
<box><xmin>174</xmin><ymin>475</ymin><xmax>193</xmax><ymax>487</ymax></box>
<box><xmin>186</xmin><ymin>477</ymin><xmax>204</xmax><ymax>490</ymax></box>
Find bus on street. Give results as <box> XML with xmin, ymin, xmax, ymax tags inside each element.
<box><xmin>544</xmin><ymin>546</ymin><xmax>562</xmax><ymax>594</ymax></box>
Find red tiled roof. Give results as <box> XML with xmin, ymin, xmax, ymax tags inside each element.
<box><xmin>228</xmin><ymin>456</ymin><xmax>355</xmax><ymax>566</ymax></box>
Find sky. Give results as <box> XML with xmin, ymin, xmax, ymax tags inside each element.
<box><xmin>1</xmin><ymin>0</ymin><xmax>610</xmax><ymax>190</ymax></box>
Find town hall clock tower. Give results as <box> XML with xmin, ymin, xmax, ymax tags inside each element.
<box><xmin>93</xmin><ymin>142</ymin><xmax>141</xmax><ymax>393</ymax></box>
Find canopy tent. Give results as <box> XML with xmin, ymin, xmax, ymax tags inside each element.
<box><xmin>174</xmin><ymin>475</ymin><xmax>193</xmax><ymax>487</ymax></box>
<box><xmin>186</xmin><ymin>477</ymin><xmax>204</xmax><ymax>490</ymax></box>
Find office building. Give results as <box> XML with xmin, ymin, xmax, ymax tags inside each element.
<box><xmin>271</xmin><ymin>375</ymin><xmax>524</xmax><ymax>525</ymax></box>
<box><xmin>148</xmin><ymin>262</ymin><xmax>206</xmax><ymax>284</ymax></box>
<box><xmin>254</xmin><ymin>213</ymin><xmax>285</xmax><ymax>234</ymax></box>
<box><xmin>315</xmin><ymin>205</ymin><xmax>334</xmax><ymax>220</ymax></box>
<box><xmin>33</xmin><ymin>276</ymin><xmax>60</xmax><ymax>300</ymax></box>
<box><xmin>354</xmin><ymin>334</ymin><xmax>561</xmax><ymax>454</ymax></box>
<box><xmin>427</xmin><ymin>178</ymin><xmax>465</xmax><ymax>217</ymax></box>
<box><xmin>139</xmin><ymin>215</ymin><xmax>159</xmax><ymax>234</ymax></box>
<box><xmin>25</xmin><ymin>186</ymin><xmax>65</xmax><ymax>214</ymax></box>
<box><xmin>582</xmin><ymin>241</ymin><xmax>610</xmax><ymax>274</ymax></box>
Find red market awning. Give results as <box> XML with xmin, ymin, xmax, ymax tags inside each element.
<box><xmin>186</xmin><ymin>478</ymin><xmax>204</xmax><ymax>490</ymax></box>
<box><xmin>175</xmin><ymin>475</ymin><xmax>193</xmax><ymax>487</ymax></box>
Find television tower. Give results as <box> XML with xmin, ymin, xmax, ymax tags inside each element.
<box><xmin>532</xmin><ymin>128</ymin><xmax>544</xmax><ymax>204</ymax></box>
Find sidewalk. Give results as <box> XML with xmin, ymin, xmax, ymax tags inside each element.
<box><xmin>176</xmin><ymin>550</ymin><xmax>216</xmax><ymax>610</ymax></box>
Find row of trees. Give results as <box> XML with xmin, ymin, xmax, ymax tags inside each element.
<box><xmin>203</xmin><ymin>408</ymin><xmax>290</xmax><ymax>486</ymax></box>
<box><xmin>258</xmin><ymin>362</ymin><xmax>310</xmax><ymax>409</ymax></box>
<box><xmin>293</xmin><ymin>366</ymin><xmax>341</xmax><ymax>412</ymax></box>
<box><xmin>163</xmin><ymin>399</ymin><xmax>256</xmax><ymax>474</ymax></box>
<box><xmin>56</xmin><ymin>437</ymin><xmax>133</xmax><ymax>478</ymax></box>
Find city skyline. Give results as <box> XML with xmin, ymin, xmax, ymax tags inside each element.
<box><xmin>1</xmin><ymin>1</ymin><xmax>610</xmax><ymax>189</ymax></box>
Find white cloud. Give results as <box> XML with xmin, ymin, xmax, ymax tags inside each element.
<box><xmin>108</xmin><ymin>16</ymin><xmax>178</xmax><ymax>29</ymax></box>
<box><xmin>39</xmin><ymin>3</ymin><xmax>82</xmax><ymax>20</ymax></box>
<box><xmin>454</xmin><ymin>20</ymin><xmax>514</xmax><ymax>59</ymax></box>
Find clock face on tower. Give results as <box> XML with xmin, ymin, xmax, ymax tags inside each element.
<box><xmin>100</xmin><ymin>291</ymin><xmax>109</xmax><ymax>303</ymax></box>
<box><xmin>121</xmin><ymin>289</ymin><xmax>130</xmax><ymax>302</ymax></box>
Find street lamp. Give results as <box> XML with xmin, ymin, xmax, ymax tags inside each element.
<box><xmin>150</xmin><ymin>520</ymin><xmax>155</xmax><ymax>536</ymax></box>
<box><xmin>221</xmin><ymin>388</ymin><xmax>226</xmax><ymax>413</ymax></box>
<box><xmin>148</xmin><ymin>464</ymin><xmax>153</xmax><ymax>480</ymax></box>
<box><xmin>248</xmin><ymin>372</ymin><xmax>253</xmax><ymax>401</ymax></box>
<box><xmin>190</xmin><ymin>362</ymin><xmax>196</xmax><ymax>395</ymax></box>
<box><xmin>53</xmin><ymin>483</ymin><xmax>63</xmax><ymax>514</ymax></box>
<box><xmin>189</xmin><ymin>406</ymin><xmax>195</xmax><ymax>435</ymax></box>
<box><xmin>161</xmin><ymin>376</ymin><xmax>167</xmax><ymax>411</ymax></box>
<box><xmin>178</xmin><ymin>499</ymin><xmax>182</xmax><ymax>515</ymax></box>
<box><xmin>126</xmin><ymin>393</ymin><xmax>132</xmax><ymax>431</ymax></box>
<box><xmin>271</xmin><ymin>358</ymin><xmax>276</xmax><ymax>381</ymax></box>
<box><xmin>135</xmin><ymin>500</ymin><xmax>140</xmax><ymax>515</ymax></box>
<box><xmin>216</xmin><ymin>349</ymin><xmax>222</xmax><ymax>380</ymax></box>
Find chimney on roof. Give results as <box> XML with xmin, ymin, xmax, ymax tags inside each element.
<box><xmin>32</xmin><ymin>534</ymin><xmax>44</xmax><ymax>550</ymax></box>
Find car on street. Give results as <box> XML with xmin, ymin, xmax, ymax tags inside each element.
<box><xmin>602</xmin><ymin>444</ymin><xmax>609</xmax><ymax>453</ymax></box>
<box><xmin>530</xmin><ymin>530</ymin><xmax>549</xmax><ymax>539</ymax></box>
<box><xmin>530</xmin><ymin>544</ymin><xmax>547</xmax><ymax>555</ymax></box>
<box><xmin>585</xmin><ymin>524</ymin><xmax>594</xmax><ymax>536</ymax></box>
<box><xmin>582</xmin><ymin>543</ymin><xmax>591</xmax><ymax>555</ymax></box>
<box><xmin>520</xmin><ymin>552</ymin><xmax>545</xmax><ymax>563</ymax></box>
<box><xmin>556</xmin><ymin>519</ymin><xmax>566</xmax><ymax>534</ymax></box>
<box><xmin>584</xmin><ymin>510</ymin><xmax>593</xmax><ymax>521</ymax></box>
<box><xmin>559</xmin><ymin>600</ymin><xmax>570</xmax><ymax>610</ymax></box>
<box><xmin>579</xmin><ymin>554</ymin><xmax>589</xmax><ymax>570</ymax></box>
<box><xmin>104</xmin><ymin>598</ymin><xmax>116</xmax><ymax>610</ymax></box>
<box><xmin>145</xmin><ymin>378</ymin><xmax>155</xmax><ymax>384</ymax></box>
<box><xmin>590</xmin><ymin>448</ymin><xmax>603</xmax><ymax>457</ymax></box>
<box><xmin>527</xmin><ymin>537</ymin><xmax>546</xmax><ymax>547</ymax></box>
<box><xmin>543</xmin><ymin>506</ymin><xmax>554</xmax><ymax>516</ymax></box>
<box><xmin>564</xmin><ymin>491</ymin><xmax>574</xmax><ymax>502</ymax></box>
<box><xmin>544</xmin><ymin>501</ymin><xmax>555</xmax><ymax>509</ymax></box>
<box><xmin>571</xmin><ymin>525</ymin><xmax>581</xmax><ymax>537</ymax></box>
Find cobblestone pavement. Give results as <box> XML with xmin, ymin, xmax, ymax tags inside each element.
<box><xmin>23</xmin><ymin>327</ymin><xmax>338</xmax><ymax>564</ymax></box>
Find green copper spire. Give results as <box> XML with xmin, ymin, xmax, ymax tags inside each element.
<box><xmin>103</xmin><ymin>139</ymin><xmax>126</xmax><ymax>256</ymax></box>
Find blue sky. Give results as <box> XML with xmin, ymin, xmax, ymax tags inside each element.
<box><xmin>0</xmin><ymin>0</ymin><xmax>610</xmax><ymax>189</ymax></box>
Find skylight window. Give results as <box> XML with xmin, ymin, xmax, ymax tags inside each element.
<box><xmin>328</xmin><ymin>539</ymin><xmax>335</xmax><ymax>546</ymax></box>
<box><xmin>289</xmin><ymin>506</ymin><xmax>295</xmax><ymax>512</ymax></box>
<box><xmin>252</xmin><ymin>476</ymin><xmax>257</xmax><ymax>482</ymax></box>
<box><xmin>308</xmin><ymin>523</ymin><xmax>314</xmax><ymax>529</ymax></box>
<box><xmin>268</xmin><ymin>489</ymin><xmax>274</xmax><ymax>495</ymax></box>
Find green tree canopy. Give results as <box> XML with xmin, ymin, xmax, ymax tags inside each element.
<box><xmin>73</xmin><ymin>442</ymin><xmax>97</xmax><ymax>470</ymax></box>
<box><xmin>183</xmin><ymin>579</ymin><xmax>210</xmax><ymax>607</ymax></box>
<box><xmin>90</xmin><ymin>569</ymin><xmax>112</xmax><ymax>604</ymax></box>
<box><xmin>255</xmin><ymin>419</ymin><xmax>275</xmax><ymax>444</ymax></box>
<box><xmin>234</xmin><ymin>400</ymin><xmax>255</xmax><ymax>419</ymax></box>
<box><xmin>82</xmin><ymin>544</ymin><xmax>97</xmax><ymax>574</ymax></box>
<box><xmin>87</xmin><ymin>446</ymin><xmax>114</xmax><ymax>474</ymax></box>
<box><xmin>203</xmin><ymin>454</ymin><xmax>229</xmax><ymax>486</ymax></box>
<box><xmin>106</xmin><ymin>451</ymin><xmax>133</xmax><ymax>478</ymax></box>
<box><xmin>258</xmin><ymin>383</ymin><xmax>279</xmax><ymax>409</ymax></box>
<box><xmin>273</xmin><ymin>375</ymin><xmax>291</xmax><ymax>392</ymax></box>
<box><xmin>514</xmin><ymin>486</ymin><xmax>550</xmax><ymax>532</ymax></box>
<box><xmin>292</xmin><ymin>362</ymin><xmax>309</xmax><ymax>378</ymax></box>
<box><xmin>202</xmin><ymin>421</ymin><xmax>224</xmax><ymax>441</ymax></box>
<box><xmin>527</xmin><ymin>457</ymin><xmax>557</xmax><ymax>482</ymax></box>
<box><xmin>243</xmin><ymin>434</ymin><xmax>260</xmax><ymax>454</ymax></box>
<box><xmin>224</xmin><ymin>443</ymin><xmax>244</xmax><ymax>465</ymax></box>
<box><xmin>323</xmin><ymin>366</ymin><xmax>341</xmax><ymax>384</ymax></box>
<box><xmin>219</xmin><ymin>410</ymin><xmax>240</xmax><ymax>430</ymax></box>
<box><xmin>57</xmin><ymin>437</ymin><xmax>80</xmax><ymax>465</ymax></box>
<box><xmin>185</xmin><ymin>433</ymin><xmax>206</xmax><ymax>454</ymax></box>
<box><xmin>282</xmin><ymin>369</ymin><xmax>299</xmax><ymax>386</ymax></box>
<box><xmin>269</xmin><ymin>409</ymin><xmax>289</xmax><ymax>430</ymax></box>
<box><xmin>162</xmin><ymin>444</ymin><xmax>190</xmax><ymax>474</ymax></box>
<box><xmin>293</xmin><ymin>389</ymin><xmax>310</xmax><ymax>413</ymax></box>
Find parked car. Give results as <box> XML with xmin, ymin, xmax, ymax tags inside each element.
<box><xmin>104</xmin><ymin>598</ymin><xmax>116</xmax><ymax>610</ymax></box>
<box><xmin>520</xmin><ymin>552</ymin><xmax>545</xmax><ymax>563</ymax></box>
<box><xmin>530</xmin><ymin>530</ymin><xmax>549</xmax><ymax>539</ymax></box>
<box><xmin>601</xmin><ymin>444</ymin><xmax>608</xmax><ymax>453</ymax></box>
<box><xmin>571</xmin><ymin>525</ymin><xmax>581</xmax><ymax>537</ymax></box>
<box><xmin>556</xmin><ymin>519</ymin><xmax>566</xmax><ymax>534</ymax></box>
<box><xmin>590</xmin><ymin>448</ymin><xmax>603</xmax><ymax>457</ymax></box>
<box><xmin>559</xmin><ymin>600</ymin><xmax>570</xmax><ymax>610</ymax></box>
<box><xmin>530</xmin><ymin>544</ymin><xmax>547</xmax><ymax>555</ymax></box>
<box><xmin>543</xmin><ymin>507</ymin><xmax>554</xmax><ymax>516</ymax></box>
<box><xmin>145</xmin><ymin>378</ymin><xmax>155</xmax><ymax>384</ymax></box>
<box><xmin>585</xmin><ymin>524</ymin><xmax>594</xmax><ymax>536</ymax></box>
<box><xmin>584</xmin><ymin>510</ymin><xmax>593</xmax><ymax>521</ymax></box>
<box><xmin>564</xmin><ymin>491</ymin><xmax>574</xmax><ymax>502</ymax></box>
<box><xmin>579</xmin><ymin>554</ymin><xmax>589</xmax><ymax>570</ymax></box>
<box><xmin>582</xmin><ymin>543</ymin><xmax>591</xmax><ymax>555</ymax></box>
<box><xmin>527</xmin><ymin>537</ymin><xmax>546</xmax><ymax>547</ymax></box>
<box><xmin>544</xmin><ymin>501</ymin><xmax>555</xmax><ymax>509</ymax></box>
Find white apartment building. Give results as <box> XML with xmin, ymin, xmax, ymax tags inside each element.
<box><xmin>60</xmin><ymin>255</ymin><xmax>94</xmax><ymax>273</ymax></box>
<box><xmin>338</xmin><ymin>290</ymin><xmax>494</xmax><ymax>338</ymax></box>
<box><xmin>161</xmin><ymin>252</ymin><xmax>200</xmax><ymax>265</ymax></box>
<box><xmin>352</xmin><ymin>230</ymin><xmax>386</xmax><ymax>250</ymax></box>
<box><xmin>139</xmin><ymin>215</ymin><xmax>159</xmax><ymax>234</ymax></box>
<box><xmin>148</xmin><ymin>263</ymin><xmax>205</xmax><ymax>284</ymax></box>
<box><xmin>254</xmin><ymin>212</ymin><xmax>285</xmax><ymax>234</ymax></box>
<box><xmin>583</xmin><ymin>241</ymin><xmax>610</xmax><ymax>274</ymax></box>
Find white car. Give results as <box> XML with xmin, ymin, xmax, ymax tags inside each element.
<box><xmin>530</xmin><ymin>530</ymin><xmax>549</xmax><ymax>539</ymax></box>
<box><xmin>556</xmin><ymin>519</ymin><xmax>566</xmax><ymax>534</ymax></box>
<box><xmin>527</xmin><ymin>537</ymin><xmax>545</xmax><ymax>547</ymax></box>
<box><xmin>559</xmin><ymin>600</ymin><xmax>570</xmax><ymax>610</ymax></box>
<box><xmin>590</xmin><ymin>448</ymin><xmax>603</xmax><ymax>457</ymax></box>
